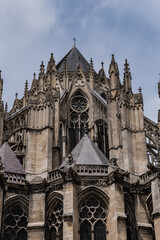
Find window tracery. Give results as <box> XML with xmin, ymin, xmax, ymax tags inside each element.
<box><xmin>48</xmin><ymin>201</ymin><xmax>63</xmax><ymax>240</ymax></box>
<box><xmin>2</xmin><ymin>204</ymin><xmax>28</xmax><ymax>240</ymax></box>
<box><xmin>79</xmin><ymin>196</ymin><xmax>107</xmax><ymax>240</ymax></box>
<box><xmin>70</xmin><ymin>91</ymin><xmax>89</xmax><ymax>151</ymax></box>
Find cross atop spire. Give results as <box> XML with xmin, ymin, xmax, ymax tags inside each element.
<box><xmin>73</xmin><ymin>37</ymin><xmax>77</xmax><ymax>47</ymax></box>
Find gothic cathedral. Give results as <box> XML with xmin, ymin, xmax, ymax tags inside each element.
<box><xmin>0</xmin><ymin>44</ymin><xmax>159</xmax><ymax>240</ymax></box>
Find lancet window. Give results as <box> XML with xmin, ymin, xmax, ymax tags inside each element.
<box><xmin>69</xmin><ymin>91</ymin><xmax>89</xmax><ymax>151</ymax></box>
<box><xmin>2</xmin><ymin>204</ymin><xmax>28</xmax><ymax>240</ymax></box>
<box><xmin>124</xmin><ymin>193</ymin><xmax>136</xmax><ymax>240</ymax></box>
<box><xmin>48</xmin><ymin>201</ymin><xmax>63</xmax><ymax>240</ymax></box>
<box><xmin>79</xmin><ymin>196</ymin><xmax>107</xmax><ymax>240</ymax></box>
<box><xmin>95</xmin><ymin>120</ymin><xmax>109</xmax><ymax>158</ymax></box>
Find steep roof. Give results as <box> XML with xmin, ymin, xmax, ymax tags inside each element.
<box><xmin>56</xmin><ymin>45</ymin><xmax>90</xmax><ymax>73</ymax></box>
<box><xmin>0</xmin><ymin>142</ymin><xmax>25</xmax><ymax>174</ymax></box>
<box><xmin>60</xmin><ymin>134</ymin><xmax>108</xmax><ymax>168</ymax></box>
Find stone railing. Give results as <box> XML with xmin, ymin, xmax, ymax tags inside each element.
<box><xmin>48</xmin><ymin>165</ymin><xmax>108</xmax><ymax>182</ymax></box>
<box><xmin>48</xmin><ymin>170</ymin><xmax>62</xmax><ymax>182</ymax></box>
<box><xmin>5</xmin><ymin>172</ymin><xmax>26</xmax><ymax>184</ymax></box>
<box><xmin>75</xmin><ymin>165</ymin><xmax>108</xmax><ymax>175</ymax></box>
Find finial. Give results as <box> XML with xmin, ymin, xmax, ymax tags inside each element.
<box><xmin>111</xmin><ymin>54</ymin><xmax>115</xmax><ymax>63</ymax></box>
<box><xmin>72</xmin><ymin>37</ymin><xmax>77</xmax><ymax>47</ymax></box>
<box><xmin>50</xmin><ymin>53</ymin><xmax>55</xmax><ymax>63</ymax></box>
<box><xmin>101</xmin><ymin>61</ymin><xmax>104</xmax><ymax>69</ymax></box>
<box><xmin>15</xmin><ymin>92</ymin><xmax>18</xmax><ymax>99</ymax></box>
<box><xmin>138</xmin><ymin>87</ymin><xmax>142</xmax><ymax>93</ymax></box>
<box><xmin>33</xmin><ymin>72</ymin><xmax>36</xmax><ymax>79</ymax></box>
<box><xmin>5</xmin><ymin>102</ymin><xmax>8</xmax><ymax>113</ymax></box>
<box><xmin>0</xmin><ymin>70</ymin><xmax>1</xmax><ymax>80</ymax></box>
<box><xmin>159</xmin><ymin>73</ymin><xmax>160</xmax><ymax>82</ymax></box>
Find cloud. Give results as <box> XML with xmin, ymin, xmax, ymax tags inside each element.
<box><xmin>0</xmin><ymin>0</ymin><xmax>58</xmax><ymax>51</ymax></box>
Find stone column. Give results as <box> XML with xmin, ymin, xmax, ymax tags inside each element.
<box><xmin>62</xmin><ymin>123</ymin><xmax>67</xmax><ymax>159</ymax></box>
<box><xmin>28</xmin><ymin>184</ymin><xmax>46</xmax><ymax>240</ymax></box>
<box><xmin>107</xmin><ymin>183</ymin><xmax>127</xmax><ymax>240</ymax></box>
<box><xmin>151</xmin><ymin>178</ymin><xmax>160</xmax><ymax>239</ymax></box>
<box><xmin>63</xmin><ymin>172</ymin><xmax>79</xmax><ymax>240</ymax></box>
<box><xmin>135</xmin><ymin>194</ymin><xmax>153</xmax><ymax>240</ymax></box>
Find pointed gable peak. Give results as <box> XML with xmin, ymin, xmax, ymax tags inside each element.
<box><xmin>56</xmin><ymin>46</ymin><xmax>90</xmax><ymax>73</ymax></box>
<box><xmin>0</xmin><ymin>142</ymin><xmax>25</xmax><ymax>174</ymax></box>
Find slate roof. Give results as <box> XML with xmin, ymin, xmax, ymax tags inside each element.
<box><xmin>60</xmin><ymin>134</ymin><xmax>108</xmax><ymax>168</ymax></box>
<box><xmin>0</xmin><ymin>142</ymin><xmax>25</xmax><ymax>174</ymax></box>
<box><xmin>56</xmin><ymin>45</ymin><xmax>90</xmax><ymax>73</ymax></box>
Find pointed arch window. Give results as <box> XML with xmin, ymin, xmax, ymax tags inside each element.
<box><xmin>70</xmin><ymin>90</ymin><xmax>89</xmax><ymax>151</ymax></box>
<box><xmin>95</xmin><ymin>120</ymin><xmax>109</xmax><ymax>158</ymax></box>
<box><xmin>124</xmin><ymin>193</ymin><xmax>136</xmax><ymax>240</ymax></box>
<box><xmin>2</xmin><ymin>204</ymin><xmax>28</xmax><ymax>240</ymax></box>
<box><xmin>48</xmin><ymin>201</ymin><xmax>63</xmax><ymax>240</ymax></box>
<box><xmin>79</xmin><ymin>196</ymin><xmax>107</xmax><ymax>240</ymax></box>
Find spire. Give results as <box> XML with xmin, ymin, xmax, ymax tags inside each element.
<box><xmin>15</xmin><ymin>92</ymin><xmax>18</xmax><ymax>99</ymax></box>
<box><xmin>0</xmin><ymin>70</ymin><xmax>3</xmax><ymax>101</ymax></box>
<box><xmin>123</xmin><ymin>59</ymin><xmax>132</xmax><ymax>93</ymax></box>
<box><xmin>39</xmin><ymin>61</ymin><xmax>45</xmax><ymax>92</ymax></box>
<box><xmin>109</xmin><ymin>54</ymin><xmax>120</xmax><ymax>89</ymax></box>
<box><xmin>39</xmin><ymin>61</ymin><xmax>45</xmax><ymax>78</ymax></box>
<box><xmin>90</xmin><ymin>58</ymin><xmax>94</xmax><ymax>72</ymax></box>
<box><xmin>158</xmin><ymin>74</ymin><xmax>160</xmax><ymax>98</ymax></box>
<box><xmin>47</xmin><ymin>53</ymin><xmax>56</xmax><ymax>73</ymax></box>
<box><xmin>24</xmin><ymin>80</ymin><xmax>28</xmax><ymax>96</ymax></box>
<box><xmin>63</xmin><ymin>59</ymin><xmax>68</xmax><ymax>89</ymax></box>
<box><xmin>89</xmin><ymin>58</ymin><xmax>95</xmax><ymax>89</ymax></box>
<box><xmin>64</xmin><ymin>58</ymin><xmax>68</xmax><ymax>73</ymax></box>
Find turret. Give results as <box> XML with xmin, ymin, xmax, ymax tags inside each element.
<box><xmin>123</xmin><ymin>59</ymin><xmax>132</xmax><ymax>93</ymax></box>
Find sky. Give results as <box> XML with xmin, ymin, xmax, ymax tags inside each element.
<box><xmin>0</xmin><ymin>0</ymin><xmax>159</xmax><ymax>122</ymax></box>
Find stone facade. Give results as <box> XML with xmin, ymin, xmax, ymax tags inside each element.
<box><xmin>0</xmin><ymin>45</ymin><xmax>159</xmax><ymax>239</ymax></box>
